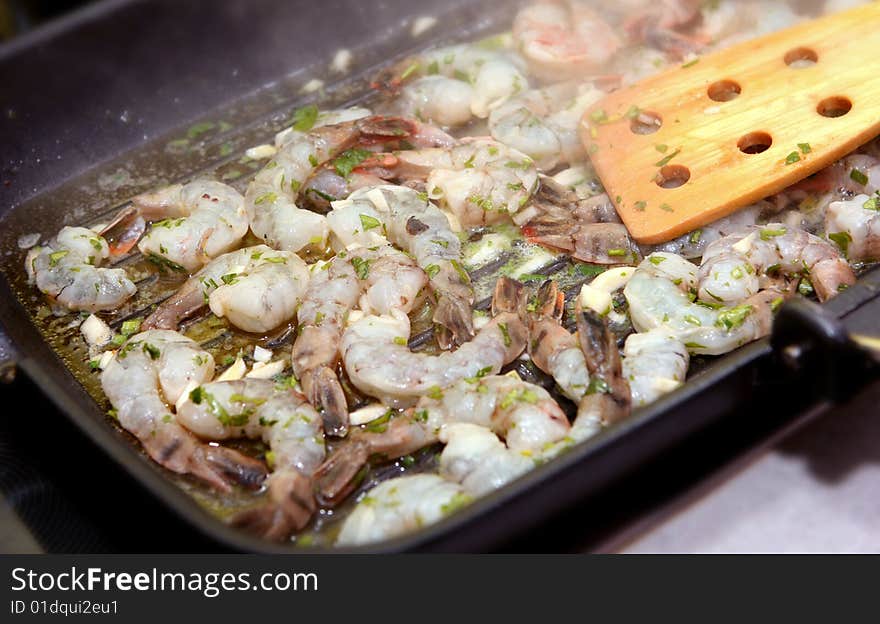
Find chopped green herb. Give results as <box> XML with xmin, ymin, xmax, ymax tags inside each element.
<box><xmin>424</xmin><ymin>264</ymin><xmax>440</xmax><ymax>279</ymax></box>
<box><xmin>465</xmin><ymin>366</ymin><xmax>493</xmax><ymax>384</ymax></box>
<box><xmin>427</xmin><ymin>386</ymin><xmax>444</xmax><ymax>400</ymax></box>
<box><xmin>254</xmin><ymin>192</ymin><xmax>277</xmax><ymax>205</ymax></box>
<box><xmin>120</xmin><ymin>318</ymin><xmax>141</xmax><ymax>336</ymax></box>
<box><xmin>146</xmin><ymin>253</ymin><xmax>186</xmax><ymax>272</ymax></box>
<box><xmin>498</xmin><ymin>322</ymin><xmax>511</xmax><ymax>347</ymax></box>
<box><xmin>48</xmin><ymin>250</ymin><xmax>69</xmax><ymax>266</ymax></box>
<box><xmin>681</xmin><ymin>57</ymin><xmax>700</xmax><ymax>68</ymax></box>
<box><xmin>440</xmin><ymin>492</ymin><xmax>472</xmax><ymax>515</ymax></box>
<box><xmin>716</xmin><ymin>304</ymin><xmax>753</xmax><ymax>330</ymax></box>
<box><xmin>655</xmin><ymin>148</ymin><xmax>681</xmax><ymax>167</ymax></box>
<box><xmin>334</xmin><ymin>148</ymin><xmax>372</xmax><ymax>179</ymax></box>
<box><xmin>230</xmin><ymin>394</ymin><xmax>267</xmax><ymax>406</ymax></box>
<box><xmin>798</xmin><ymin>143</ymin><xmax>812</xmax><ymax>154</ymax></box>
<box><xmin>142</xmin><ymin>343</ymin><xmax>161</xmax><ymax>360</ymax></box>
<box><xmin>589</xmin><ymin>108</ymin><xmax>608</xmax><ymax>123</ymax></box>
<box><xmin>586</xmin><ymin>377</ymin><xmax>610</xmax><ymax>396</ymax></box>
<box><xmin>684</xmin><ymin>314</ymin><xmax>702</xmax><ymax>326</ymax></box>
<box><xmin>351</xmin><ymin>256</ymin><xmax>371</xmax><ymax>279</ymax></box>
<box><xmin>291</xmin><ymin>105</ymin><xmax>319</xmax><ymax>132</ymax></box>
<box><xmin>828</xmin><ymin>231</ymin><xmax>852</xmax><ymax>255</ymax></box>
<box><xmin>785</xmin><ymin>152</ymin><xmax>801</xmax><ymax>165</ymax></box>
<box><xmin>798</xmin><ymin>278</ymin><xmax>814</xmax><ymax>296</ymax></box>
<box><xmin>400</xmin><ymin>62</ymin><xmax>420</xmax><ymax>80</ymax></box>
<box><xmin>850</xmin><ymin>169</ymin><xmax>869</xmax><ymax>185</ymax></box>
<box><xmin>760</xmin><ymin>227</ymin><xmax>787</xmax><ymax>240</ymax></box>
<box><xmin>359</xmin><ymin>213</ymin><xmax>382</xmax><ymax>231</ymax></box>
<box><xmin>393</xmin><ymin>336</ymin><xmax>408</xmax><ymax>346</ymax></box>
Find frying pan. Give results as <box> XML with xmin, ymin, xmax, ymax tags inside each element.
<box><xmin>1</xmin><ymin>0</ymin><xmax>878</xmax><ymax>552</ymax></box>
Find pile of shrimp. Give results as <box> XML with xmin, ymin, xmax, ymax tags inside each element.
<box><xmin>22</xmin><ymin>0</ymin><xmax>875</xmax><ymax>547</ymax></box>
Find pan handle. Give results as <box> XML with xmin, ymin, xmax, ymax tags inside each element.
<box><xmin>771</xmin><ymin>298</ymin><xmax>879</xmax><ymax>402</ymax></box>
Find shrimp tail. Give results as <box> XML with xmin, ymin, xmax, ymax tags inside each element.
<box><xmin>811</xmin><ymin>259</ymin><xmax>856</xmax><ymax>302</ymax></box>
<box><xmin>99</xmin><ymin>205</ymin><xmax>146</xmax><ymax>257</ymax></box>
<box><xmin>575</xmin><ymin>302</ymin><xmax>631</xmax><ymax>426</ymax></box>
<box><xmin>313</xmin><ymin>440</ymin><xmax>372</xmax><ymax>507</ymax></box>
<box><xmin>533</xmin><ymin>280</ymin><xmax>565</xmax><ymax>321</ymax></box>
<box><xmin>434</xmin><ymin>295</ymin><xmax>476</xmax><ymax>349</ymax></box>
<box><xmin>491</xmin><ymin>276</ymin><xmax>526</xmax><ymax>317</ymax></box>
<box><xmin>230</xmin><ymin>469</ymin><xmax>316</xmax><ymax>541</ymax></box>
<box><xmin>308</xmin><ymin>366</ymin><xmax>350</xmax><ymax>438</ymax></box>
<box><xmin>198</xmin><ymin>445</ymin><xmax>268</xmax><ymax>491</ymax></box>
<box><xmin>142</xmin><ymin>277</ymin><xmax>206</xmax><ymax>330</ymax></box>
<box><xmin>142</xmin><ymin>425</ymin><xmax>266</xmax><ymax>492</ymax></box>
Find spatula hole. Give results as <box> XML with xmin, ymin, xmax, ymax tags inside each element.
<box><xmin>630</xmin><ymin>111</ymin><xmax>663</xmax><ymax>135</ymax></box>
<box><xmin>738</xmin><ymin>131</ymin><xmax>773</xmax><ymax>154</ymax></box>
<box><xmin>817</xmin><ymin>96</ymin><xmax>852</xmax><ymax>118</ymax></box>
<box><xmin>784</xmin><ymin>47</ymin><xmax>818</xmax><ymax>68</ymax></box>
<box><xmin>708</xmin><ymin>80</ymin><xmax>741</xmax><ymax>102</ymax></box>
<box><xmin>655</xmin><ymin>165</ymin><xmax>690</xmax><ymax>189</ymax></box>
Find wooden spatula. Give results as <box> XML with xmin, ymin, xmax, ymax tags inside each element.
<box><xmin>582</xmin><ymin>2</ymin><xmax>880</xmax><ymax>245</ymax></box>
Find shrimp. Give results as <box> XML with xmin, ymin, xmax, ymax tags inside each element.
<box><xmin>101</xmin><ymin>330</ymin><xmax>267</xmax><ymax>491</ymax></box>
<box><xmin>622</xmin><ymin>330</ymin><xmax>689</xmax><ymax>408</ymax></box>
<box><xmin>386</xmin><ymin>139</ymin><xmax>540</xmax><ymax>228</ymax></box>
<box><xmin>698</xmin><ymin>224</ymin><xmax>856</xmax><ymax>304</ymax></box>
<box><xmin>624</xmin><ymin>252</ymin><xmax>786</xmax><ymax>356</ymax></box>
<box><xmin>341</xmin><ymin>275</ymin><xmax>528</xmax><ymax>407</ymax></box>
<box><xmin>488</xmin><ymin>81</ymin><xmax>604</xmax><ymax>170</ymax></box>
<box><xmin>645</xmin><ymin>203</ymin><xmax>763</xmax><ymax>260</ymax></box>
<box><xmin>527</xmin><ymin>280</ymin><xmax>591</xmax><ymax>402</ymax></box>
<box><xmin>441</xmin><ymin>307</ymin><xmax>633</xmax><ymax>495</ymax></box>
<box><xmin>378</xmin><ymin>42</ymin><xmax>530</xmax><ymax>120</ymax></box>
<box><xmin>272</xmin><ymin>106</ymin><xmax>371</xmax><ymax>151</ymax></box>
<box><xmin>512</xmin><ymin>0</ymin><xmax>623</xmax><ymax>82</ymax></box>
<box><xmin>395</xmin><ymin>75</ymin><xmax>477</xmax><ymax>128</ymax></box>
<box><xmin>314</xmin><ymin>374</ymin><xmax>567</xmax><ymax>505</ymax></box>
<box><xmin>533</xmin><ymin>279</ymin><xmax>680</xmax><ymax>410</ymax></box>
<box><xmin>176</xmin><ymin>379</ymin><xmax>324</xmax><ymax>540</ymax></box>
<box><xmin>700</xmin><ymin>0</ymin><xmax>802</xmax><ymax>50</ymax></box>
<box><xmin>335</xmin><ymin>474</ymin><xmax>470</xmax><ymax>547</ymax></box>
<box><xmin>437</xmin><ymin>423</ymin><xmax>534</xmax><ymax>497</ymax></box>
<box><xmin>620</xmin><ymin>0</ymin><xmax>707</xmax><ymax>60</ymax></box>
<box><xmin>825</xmin><ymin>194</ymin><xmax>880</xmax><ymax>263</ymax></box>
<box><xmin>104</xmin><ymin>180</ymin><xmax>248</xmax><ymax>271</ymax></box>
<box><xmin>245</xmin><ymin>115</ymin><xmax>446</xmax><ymax>254</ymax></box>
<box><xmin>292</xmin><ymin>245</ymin><xmax>426</xmax><ymax>436</ymax></box>
<box><xmin>332</xmin><ymin>185</ymin><xmax>475</xmax><ymax>347</ymax></box>
<box><xmin>143</xmin><ymin>245</ymin><xmax>309</xmax><ymax>334</ymax></box>
<box><xmin>297</xmin><ymin>120</ymin><xmax>456</xmax><ymax>214</ymax></box>
<box><xmin>517</xmin><ymin>179</ymin><xmax>641</xmax><ymax>265</ymax></box>
<box><xmin>25</xmin><ymin>226</ymin><xmax>136</xmax><ymax>312</ymax></box>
